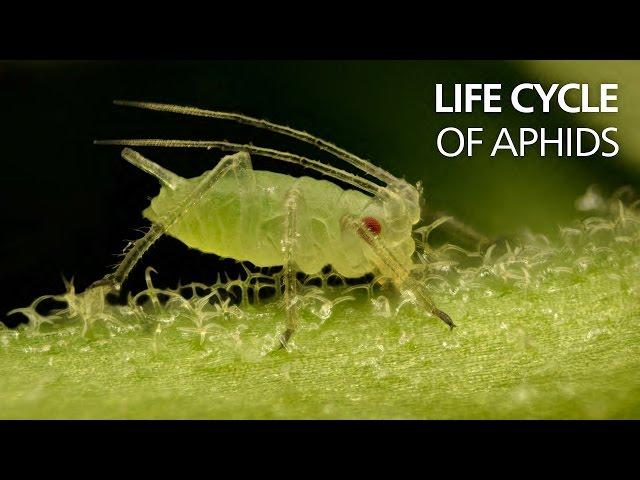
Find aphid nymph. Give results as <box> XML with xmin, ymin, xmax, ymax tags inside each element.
<box><xmin>91</xmin><ymin>101</ymin><xmax>458</xmax><ymax>347</ymax></box>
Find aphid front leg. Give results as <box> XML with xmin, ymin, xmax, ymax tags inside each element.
<box><xmin>279</xmin><ymin>187</ymin><xmax>303</xmax><ymax>349</ymax></box>
<box><xmin>89</xmin><ymin>149</ymin><xmax>252</xmax><ymax>293</ymax></box>
<box><xmin>343</xmin><ymin>215</ymin><xmax>456</xmax><ymax>330</ymax></box>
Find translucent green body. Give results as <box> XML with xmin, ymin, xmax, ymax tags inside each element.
<box><xmin>144</xmin><ymin>169</ymin><xmax>415</xmax><ymax>277</ymax></box>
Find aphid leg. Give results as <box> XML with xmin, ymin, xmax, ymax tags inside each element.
<box><xmin>89</xmin><ymin>149</ymin><xmax>252</xmax><ymax>293</ymax></box>
<box><xmin>279</xmin><ymin>187</ymin><xmax>303</xmax><ymax>349</ymax></box>
<box><xmin>422</xmin><ymin>210</ymin><xmax>491</xmax><ymax>250</ymax></box>
<box><xmin>343</xmin><ymin>215</ymin><xmax>456</xmax><ymax>330</ymax></box>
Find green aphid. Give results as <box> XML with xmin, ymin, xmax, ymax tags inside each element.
<box><xmin>91</xmin><ymin>101</ymin><xmax>476</xmax><ymax>347</ymax></box>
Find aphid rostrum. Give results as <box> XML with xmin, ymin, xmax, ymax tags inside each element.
<box><xmin>91</xmin><ymin>101</ymin><xmax>471</xmax><ymax>347</ymax></box>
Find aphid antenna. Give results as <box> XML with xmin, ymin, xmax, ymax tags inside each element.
<box><xmin>112</xmin><ymin>100</ymin><xmax>401</xmax><ymax>187</ymax></box>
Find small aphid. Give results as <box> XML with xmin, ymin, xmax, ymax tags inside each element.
<box><xmin>89</xmin><ymin>101</ymin><xmax>479</xmax><ymax>348</ymax></box>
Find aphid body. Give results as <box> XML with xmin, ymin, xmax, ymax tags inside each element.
<box><xmin>92</xmin><ymin>101</ymin><xmax>461</xmax><ymax>347</ymax></box>
<box><xmin>147</xmin><ymin>166</ymin><xmax>417</xmax><ymax>279</ymax></box>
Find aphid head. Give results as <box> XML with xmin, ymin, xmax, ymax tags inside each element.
<box><xmin>371</xmin><ymin>179</ymin><xmax>422</xmax><ymax>243</ymax></box>
<box><xmin>384</xmin><ymin>178</ymin><xmax>422</xmax><ymax>225</ymax></box>
<box><xmin>348</xmin><ymin>179</ymin><xmax>422</xmax><ymax>274</ymax></box>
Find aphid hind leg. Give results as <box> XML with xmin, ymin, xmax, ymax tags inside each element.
<box><xmin>343</xmin><ymin>215</ymin><xmax>456</xmax><ymax>329</ymax></box>
<box><xmin>89</xmin><ymin>149</ymin><xmax>252</xmax><ymax>293</ymax></box>
<box><xmin>278</xmin><ymin>187</ymin><xmax>303</xmax><ymax>349</ymax></box>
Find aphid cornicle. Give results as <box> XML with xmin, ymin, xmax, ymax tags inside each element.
<box><xmin>91</xmin><ymin>101</ymin><xmax>458</xmax><ymax>348</ymax></box>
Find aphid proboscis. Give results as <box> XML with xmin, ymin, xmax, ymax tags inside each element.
<box><xmin>91</xmin><ymin>101</ymin><xmax>462</xmax><ymax>348</ymax></box>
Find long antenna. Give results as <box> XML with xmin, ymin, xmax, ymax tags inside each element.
<box><xmin>113</xmin><ymin>100</ymin><xmax>400</xmax><ymax>186</ymax></box>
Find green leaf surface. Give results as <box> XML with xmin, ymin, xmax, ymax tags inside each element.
<box><xmin>2</xmin><ymin>198</ymin><xmax>639</xmax><ymax>419</ymax></box>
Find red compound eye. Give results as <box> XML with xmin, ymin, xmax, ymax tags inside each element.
<box><xmin>361</xmin><ymin>216</ymin><xmax>382</xmax><ymax>236</ymax></box>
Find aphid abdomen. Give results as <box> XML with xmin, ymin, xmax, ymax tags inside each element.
<box><xmin>144</xmin><ymin>169</ymin><xmax>294</xmax><ymax>264</ymax></box>
<box><xmin>143</xmin><ymin>172</ymin><xmax>243</xmax><ymax>258</ymax></box>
